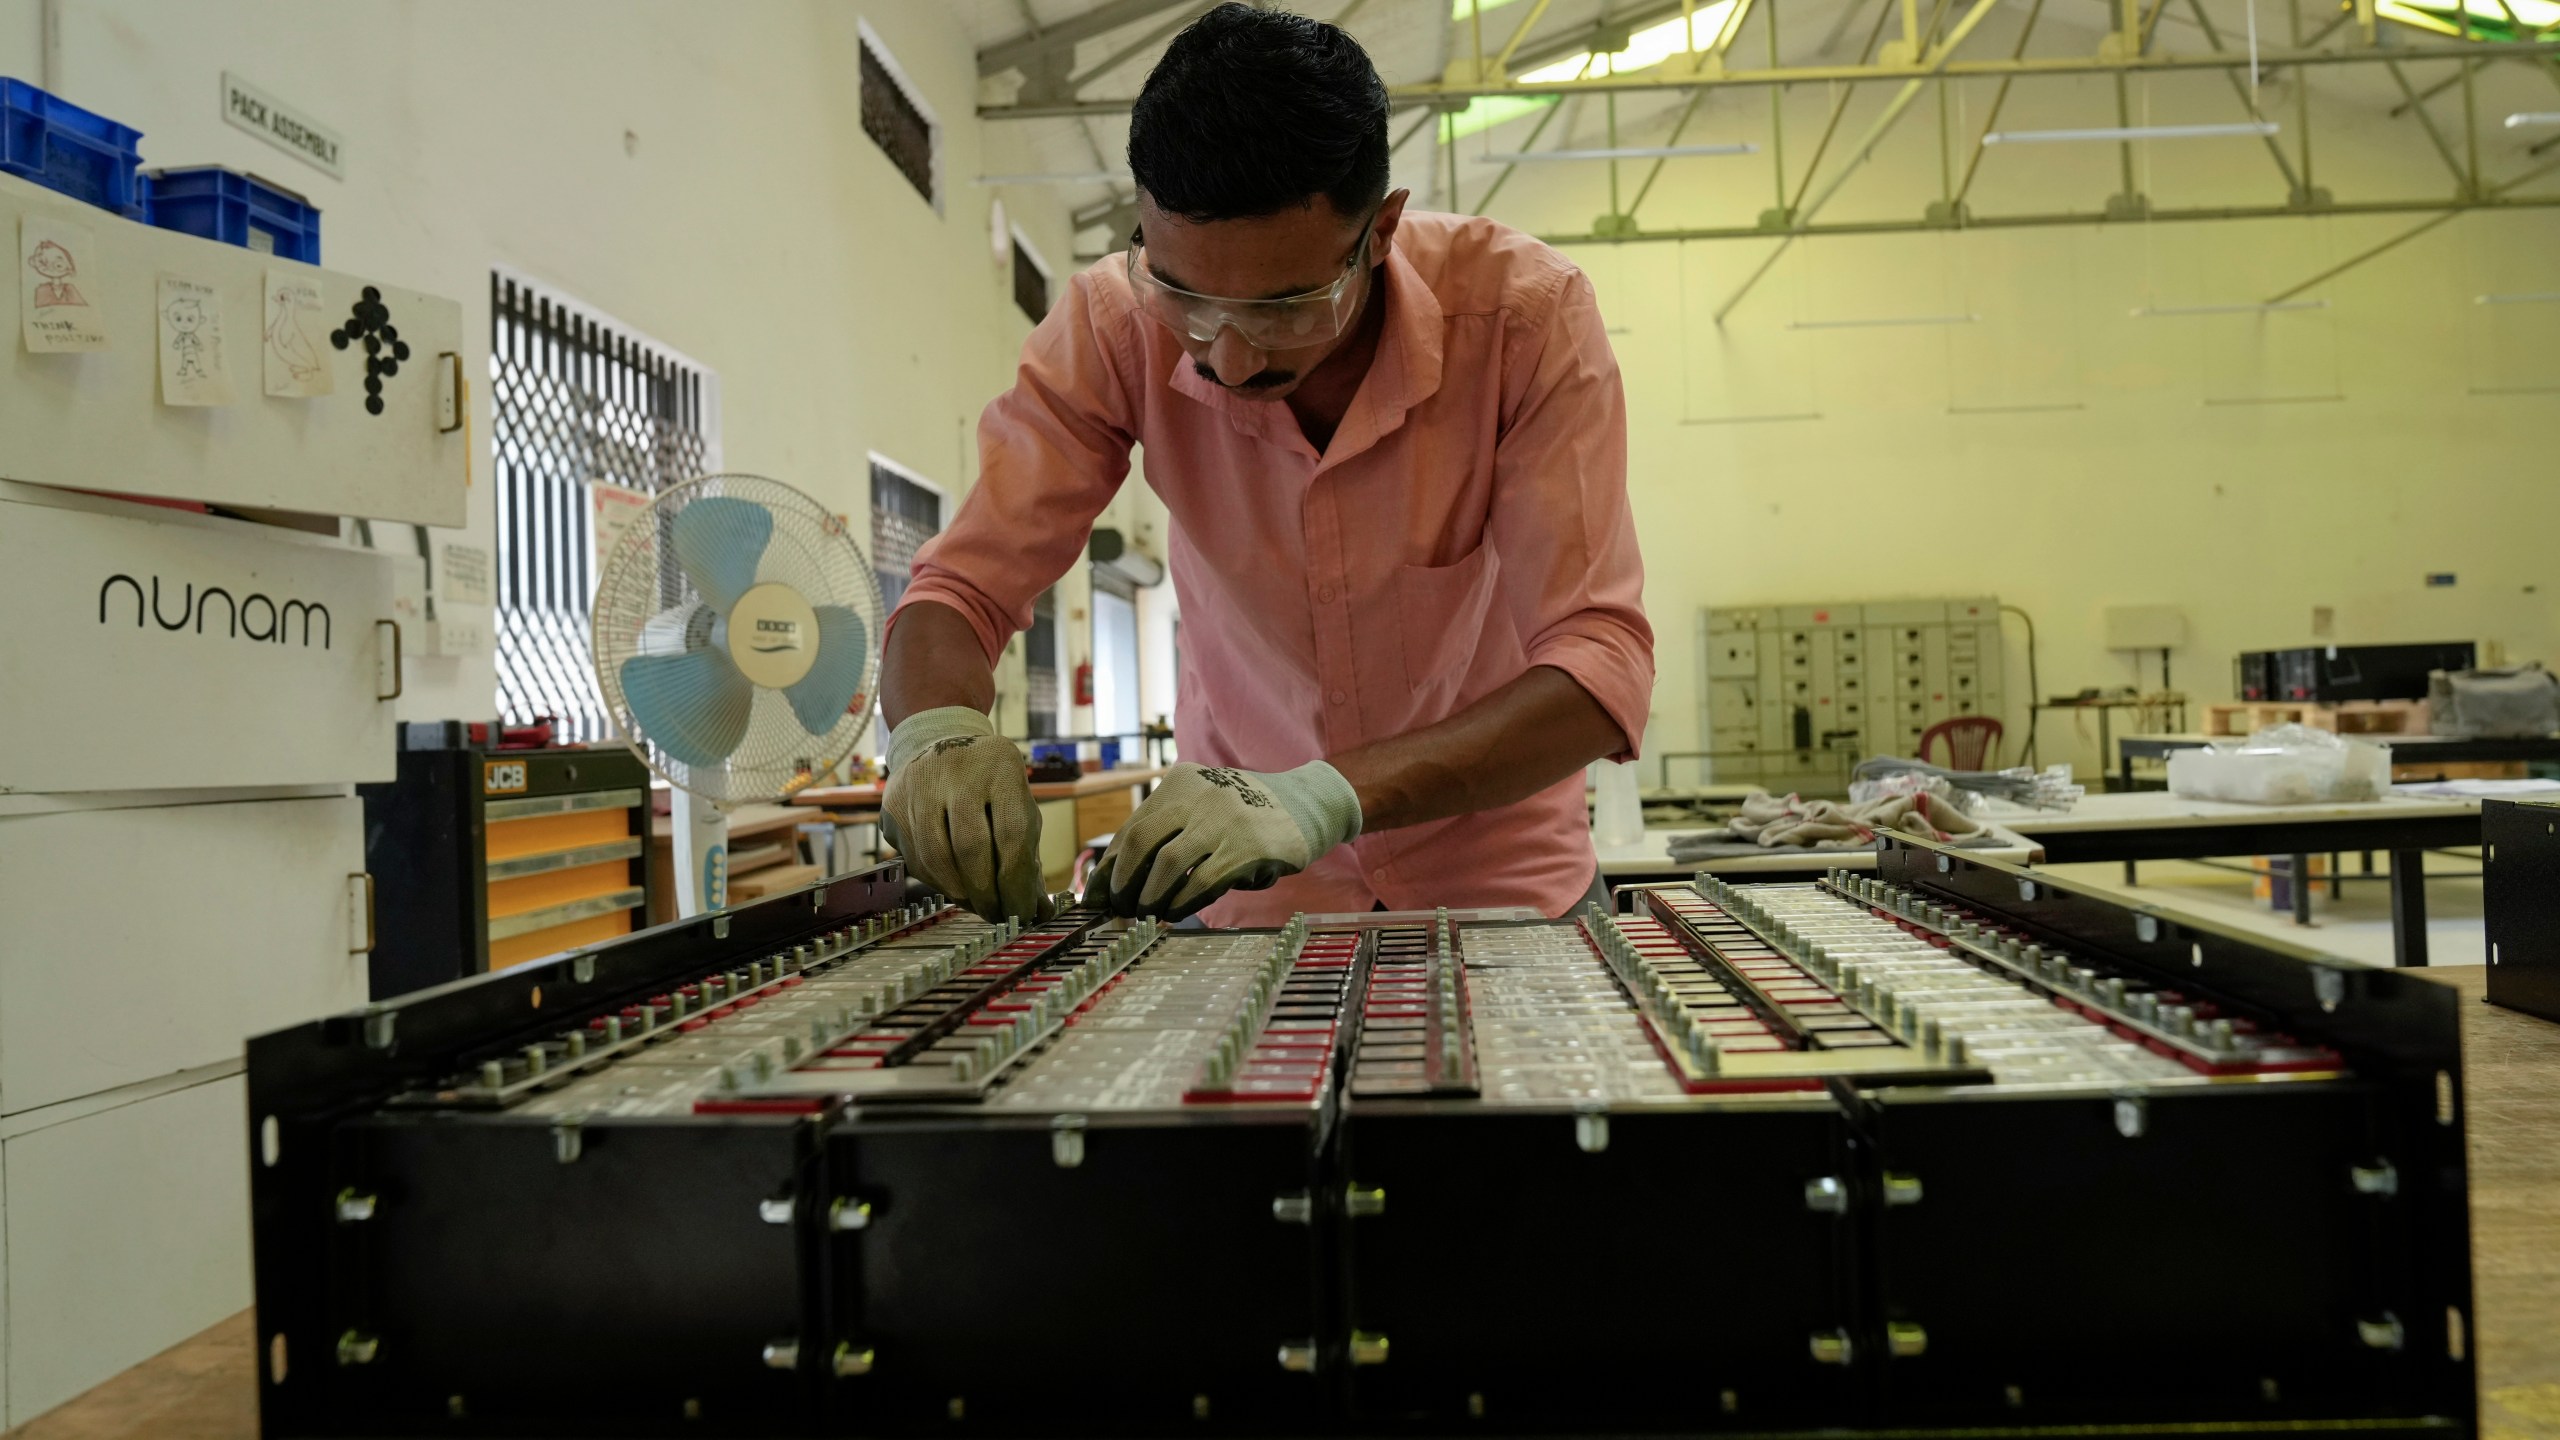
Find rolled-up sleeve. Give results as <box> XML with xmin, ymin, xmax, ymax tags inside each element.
<box><xmin>1488</xmin><ymin>268</ymin><xmax>1654</xmax><ymax>760</ymax></box>
<box><xmin>891</xmin><ymin>269</ymin><xmax>1142</xmax><ymax>663</ymax></box>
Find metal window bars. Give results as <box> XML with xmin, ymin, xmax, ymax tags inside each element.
<box><xmin>491</xmin><ymin>272</ymin><xmax>712</xmax><ymax>744</ymax></box>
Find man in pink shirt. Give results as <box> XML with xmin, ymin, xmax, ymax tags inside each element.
<box><xmin>881</xmin><ymin>3</ymin><xmax>1651</xmax><ymax>926</ymax></box>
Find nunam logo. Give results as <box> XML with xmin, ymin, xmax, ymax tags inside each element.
<box><xmin>750</xmin><ymin>617</ymin><xmax>803</xmax><ymax>654</ymax></box>
<box><xmin>99</xmin><ymin>574</ymin><xmax>332</xmax><ymax>648</ymax></box>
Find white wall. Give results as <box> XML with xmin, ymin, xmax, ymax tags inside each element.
<box><xmin>1456</xmin><ymin>25</ymin><xmax>2560</xmax><ymax>780</ymax></box>
<box><xmin>2</xmin><ymin>0</ymin><xmax>1082</xmax><ymax>733</ymax></box>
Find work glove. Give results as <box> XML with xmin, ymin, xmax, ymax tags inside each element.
<box><xmin>1091</xmin><ymin>761</ymin><xmax>1363</xmax><ymax>921</ymax></box>
<box><xmin>881</xmin><ymin>706</ymin><xmax>1049</xmax><ymax>924</ymax></box>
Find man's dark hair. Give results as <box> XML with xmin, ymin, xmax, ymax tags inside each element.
<box><xmin>1128</xmin><ymin>3</ymin><xmax>1390</xmax><ymax>224</ymax></box>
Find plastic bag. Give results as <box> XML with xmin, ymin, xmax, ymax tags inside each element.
<box><xmin>2168</xmin><ymin>723</ymin><xmax>2390</xmax><ymax>805</ymax></box>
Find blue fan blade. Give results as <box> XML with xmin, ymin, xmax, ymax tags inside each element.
<box><xmin>620</xmin><ymin>648</ymin><xmax>754</xmax><ymax>770</ymax></box>
<box><xmin>670</xmin><ymin>497</ymin><xmax>772</xmax><ymax>612</ymax></box>
<box><xmin>783</xmin><ymin>605</ymin><xmax>871</xmax><ymax>736</ymax></box>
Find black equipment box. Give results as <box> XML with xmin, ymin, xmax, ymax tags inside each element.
<box><xmin>249</xmin><ymin>836</ymin><xmax>2473</xmax><ymax>1438</ymax></box>
<box><xmin>2237</xmin><ymin>643</ymin><xmax>2477</xmax><ymax>703</ymax></box>
<box><xmin>358</xmin><ymin>725</ymin><xmax>653</xmax><ymax>999</ymax></box>
<box><xmin>2484</xmin><ymin>797</ymin><xmax>2560</xmax><ymax>1024</ymax></box>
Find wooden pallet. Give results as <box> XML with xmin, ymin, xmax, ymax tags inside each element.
<box><xmin>2203</xmin><ymin>700</ymin><xmax>2431</xmax><ymax>738</ymax></box>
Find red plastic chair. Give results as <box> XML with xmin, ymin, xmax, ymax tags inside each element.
<box><xmin>1917</xmin><ymin>716</ymin><xmax>2004</xmax><ymax>771</ymax></box>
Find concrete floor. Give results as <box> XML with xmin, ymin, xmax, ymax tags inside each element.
<box><xmin>2038</xmin><ymin>850</ymin><xmax>2485</xmax><ymax>970</ymax></box>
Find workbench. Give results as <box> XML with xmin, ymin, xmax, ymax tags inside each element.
<box><xmin>1592</xmin><ymin>823</ymin><xmax>2043</xmax><ymax>889</ymax></box>
<box><xmin>2116</xmin><ymin>732</ymin><xmax>2560</xmax><ymax>792</ymax></box>
<box><xmin>26</xmin><ymin>965</ymin><xmax>2554</xmax><ymax>1439</ymax></box>
<box><xmin>792</xmin><ymin>767</ymin><xmax>1168</xmax><ymax>892</ymax></box>
<box><xmin>1978</xmin><ymin>792</ymin><xmax>2487</xmax><ymax>967</ymax></box>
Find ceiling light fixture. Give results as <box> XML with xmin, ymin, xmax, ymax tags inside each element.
<box><xmin>1983</xmin><ymin>122</ymin><xmax>2281</xmax><ymax>145</ymax></box>
<box><xmin>2505</xmin><ymin>112</ymin><xmax>2560</xmax><ymax>127</ymax></box>
<box><xmin>2130</xmin><ymin>299</ymin><xmax>2330</xmax><ymax>316</ymax></box>
<box><xmin>974</xmin><ymin>172</ymin><xmax>1130</xmax><ymax>186</ymax></box>
<box><xmin>1519</xmin><ymin>1</ymin><xmax>1742</xmax><ymax>84</ymax></box>
<box><xmin>1788</xmin><ymin>314</ymin><xmax>1981</xmax><ymax>329</ymax></box>
<box><xmin>1478</xmin><ymin>143</ymin><xmax>1758</xmax><ymax>163</ymax></box>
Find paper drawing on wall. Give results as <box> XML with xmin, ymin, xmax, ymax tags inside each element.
<box><xmin>264</xmin><ymin>269</ymin><xmax>335</xmax><ymax>398</ymax></box>
<box><xmin>28</xmin><ymin>240</ymin><xmax>86</xmax><ymax>308</ymax></box>
<box><xmin>158</xmin><ymin>273</ymin><xmax>237</xmax><ymax>406</ymax></box>
<box><xmin>19</xmin><ymin>215</ymin><xmax>111</xmax><ymax>351</ymax></box>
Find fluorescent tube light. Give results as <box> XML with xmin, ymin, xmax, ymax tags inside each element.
<box><xmin>974</xmin><ymin>171</ymin><xmax>1130</xmax><ymax>186</ymax></box>
<box><xmin>2129</xmin><ymin>300</ymin><xmax>2330</xmax><ymax>316</ymax></box>
<box><xmin>1477</xmin><ymin>143</ymin><xmax>1757</xmax><ymax>163</ymax></box>
<box><xmin>2477</xmin><ymin>292</ymin><xmax>2560</xmax><ymax>304</ymax></box>
<box><xmin>1519</xmin><ymin>1</ymin><xmax>1742</xmax><ymax>83</ymax></box>
<box><xmin>1982</xmin><ymin>122</ymin><xmax>2280</xmax><ymax>146</ymax></box>
<box><xmin>2506</xmin><ymin>113</ymin><xmax>2560</xmax><ymax>128</ymax></box>
<box><xmin>1787</xmin><ymin>314</ymin><xmax>1980</xmax><ymax>330</ymax></box>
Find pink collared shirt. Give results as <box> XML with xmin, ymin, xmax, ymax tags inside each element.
<box><xmin>895</xmin><ymin>211</ymin><xmax>1653</xmax><ymax>925</ymax></box>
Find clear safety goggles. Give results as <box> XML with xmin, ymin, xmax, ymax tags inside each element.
<box><xmin>1125</xmin><ymin>215</ymin><xmax>1377</xmax><ymax>349</ymax></box>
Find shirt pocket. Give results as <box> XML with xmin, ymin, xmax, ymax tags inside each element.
<box><xmin>1394</xmin><ymin>542</ymin><xmax>1502</xmax><ymax>698</ymax></box>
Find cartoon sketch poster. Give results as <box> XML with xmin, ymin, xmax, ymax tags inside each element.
<box><xmin>20</xmin><ymin>215</ymin><xmax>111</xmax><ymax>352</ymax></box>
<box><xmin>263</xmin><ymin>267</ymin><xmax>334</xmax><ymax>398</ymax></box>
<box><xmin>158</xmin><ymin>273</ymin><xmax>236</xmax><ymax>406</ymax></box>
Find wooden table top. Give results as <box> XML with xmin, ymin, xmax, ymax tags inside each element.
<box><xmin>17</xmin><ymin>967</ymin><xmax>2556</xmax><ymax>1439</ymax></box>
<box><xmin>792</xmin><ymin>766</ymin><xmax>1168</xmax><ymax>809</ymax></box>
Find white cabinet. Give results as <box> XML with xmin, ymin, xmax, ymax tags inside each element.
<box><xmin>0</xmin><ymin>485</ymin><xmax>401</xmax><ymax>793</ymax></box>
<box><xmin>0</xmin><ymin>173</ymin><xmax>466</xmax><ymax>527</ymax></box>
<box><xmin>0</xmin><ymin>796</ymin><xmax>367</xmax><ymax>1115</ymax></box>
<box><xmin>2</xmin><ymin>1074</ymin><xmax>252</xmax><ymax>1427</ymax></box>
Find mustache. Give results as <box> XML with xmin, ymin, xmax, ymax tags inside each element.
<box><xmin>1193</xmin><ymin>361</ymin><xmax>1295</xmax><ymax>391</ymax></box>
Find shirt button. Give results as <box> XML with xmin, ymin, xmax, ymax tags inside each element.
<box><xmin>1329</xmin><ymin>689</ymin><xmax>1347</xmax><ymax>705</ymax></box>
<box><xmin>1317</xmin><ymin>584</ymin><xmax>1336</xmax><ymax>604</ymax></box>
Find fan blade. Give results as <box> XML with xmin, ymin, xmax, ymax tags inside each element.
<box><xmin>782</xmin><ymin>605</ymin><xmax>872</xmax><ymax>736</ymax></box>
<box><xmin>620</xmin><ymin>648</ymin><xmax>755</xmax><ymax>771</ymax></box>
<box><xmin>670</xmin><ymin>496</ymin><xmax>773</xmax><ymax>612</ymax></box>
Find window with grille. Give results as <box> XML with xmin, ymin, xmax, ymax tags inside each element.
<box><xmin>1011</xmin><ymin>229</ymin><xmax>1050</xmax><ymax>326</ymax></box>
<box><xmin>1026</xmin><ymin>588</ymin><xmax>1059</xmax><ymax>737</ymax></box>
<box><xmin>859</xmin><ymin>21</ymin><xmax>938</xmax><ymax>209</ymax></box>
<box><xmin>491</xmin><ymin>272</ymin><xmax>715</xmax><ymax>743</ymax></box>
<box><xmin>869</xmin><ymin>456</ymin><xmax>942</xmax><ymax>617</ymax></box>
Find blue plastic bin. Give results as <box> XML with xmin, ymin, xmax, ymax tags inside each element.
<box><xmin>142</xmin><ymin>166</ymin><xmax>321</xmax><ymax>264</ymax></box>
<box><xmin>0</xmin><ymin>77</ymin><xmax>144</xmax><ymax>216</ymax></box>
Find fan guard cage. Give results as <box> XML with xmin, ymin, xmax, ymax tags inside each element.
<box><xmin>593</xmin><ymin>473</ymin><xmax>885</xmax><ymax>805</ymax></box>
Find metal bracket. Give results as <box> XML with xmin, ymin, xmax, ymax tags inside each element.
<box><xmin>552</xmin><ymin>1119</ymin><xmax>583</xmax><ymax>1164</ymax></box>
<box><xmin>1574</xmin><ymin>1105</ymin><xmax>1610</xmax><ymax>1153</ymax></box>
<box><xmin>761</xmin><ymin>1339</ymin><xmax>800</xmax><ymax>1371</ymax></box>
<box><xmin>1805</xmin><ymin>1176</ymin><xmax>1850</xmax><ymax>1214</ymax></box>
<box><xmin>1051</xmin><ymin>1114</ymin><xmax>1087</xmax><ymax>1169</ymax></box>
<box><xmin>336</xmin><ymin>1331</ymin><xmax>380</xmax><ymax>1367</ymax></box>
<box><xmin>2357</xmin><ymin>1312</ymin><xmax>2405</xmax><ymax>1350</ymax></box>
<box><xmin>1887</xmin><ymin>1321</ymin><xmax>1929</xmax><ymax>1357</ymax></box>
<box><xmin>828</xmin><ymin>1198</ymin><xmax>872</xmax><ymax>1232</ymax></box>
<box><xmin>1808</xmin><ymin>1330</ymin><xmax>1855</xmax><ymax>1365</ymax></box>
<box><xmin>1276</xmin><ymin>1341</ymin><xmax>1319</xmax><ymax>1373</ymax></box>
<box><xmin>832</xmin><ymin>1343</ymin><xmax>875</xmax><ymax>1377</ymax></box>
<box><xmin>334</xmin><ymin>1189</ymin><xmax>378</xmax><ymax>1224</ymax></box>
<box><xmin>1343</xmin><ymin>1184</ymin><xmax>1386</xmax><ymax>1218</ymax></box>
<box><xmin>2114</xmin><ymin>1096</ymin><xmax>2148</xmax><ymax>1139</ymax></box>
<box><xmin>1349</xmin><ymin>1332</ymin><xmax>1390</xmax><ymax>1366</ymax></box>
<box><xmin>759</xmin><ymin>1196</ymin><xmax>796</xmax><ymax>1226</ymax></box>
<box><xmin>361</xmin><ymin>1008</ymin><xmax>398</xmax><ymax>1052</ymax></box>
<box><xmin>1882</xmin><ymin>1173</ymin><xmax>1925</xmax><ymax>1207</ymax></box>
<box><xmin>1271</xmin><ymin>1194</ymin><xmax>1313</xmax><ymax>1225</ymax></box>
<box><xmin>2351</xmin><ymin>1159</ymin><xmax>2399</xmax><ymax>1197</ymax></box>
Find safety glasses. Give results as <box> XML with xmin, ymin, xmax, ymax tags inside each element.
<box><xmin>1125</xmin><ymin>211</ymin><xmax>1379</xmax><ymax>349</ymax></box>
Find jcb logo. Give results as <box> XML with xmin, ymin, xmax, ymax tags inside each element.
<box><xmin>483</xmin><ymin>760</ymin><xmax>528</xmax><ymax>795</ymax></box>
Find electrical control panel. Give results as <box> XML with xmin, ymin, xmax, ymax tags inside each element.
<box><xmin>1700</xmin><ymin>597</ymin><xmax>2006</xmax><ymax>788</ymax></box>
<box><xmin>248</xmin><ymin>839</ymin><xmax>2470</xmax><ymax>1438</ymax></box>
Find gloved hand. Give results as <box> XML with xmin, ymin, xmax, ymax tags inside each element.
<box><xmin>881</xmin><ymin>706</ymin><xmax>1049</xmax><ymax>923</ymax></box>
<box><xmin>1091</xmin><ymin>761</ymin><xmax>1363</xmax><ymax>921</ymax></box>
